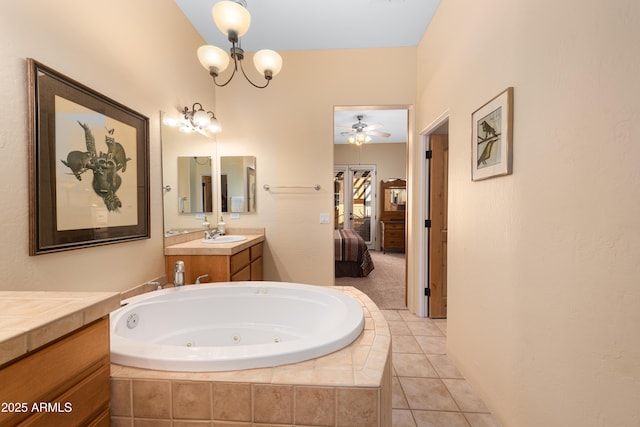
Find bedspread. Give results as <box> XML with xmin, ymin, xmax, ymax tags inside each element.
<box><xmin>334</xmin><ymin>229</ymin><xmax>374</xmax><ymax>277</ymax></box>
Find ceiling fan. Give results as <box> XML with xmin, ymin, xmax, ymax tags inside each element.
<box><xmin>338</xmin><ymin>115</ymin><xmax>391</xmax><ymax>145</ymax></box>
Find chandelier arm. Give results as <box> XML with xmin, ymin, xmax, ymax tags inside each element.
<box><xmin>238</xmin><ymin>57</ymin><xmax>270</xmax><ymax>89</ymax></box>
<box><xmin>211</xmin><ymin>62</ymin><xmax>238</xmax><ymax>87</ymax></box>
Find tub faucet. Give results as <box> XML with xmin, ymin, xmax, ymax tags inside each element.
<box><xmin>195</xmin><ymin>274</ymin><xmax>209</xmax><ymax>284</ymax></box>
<box><xmin>174</xmin><ymin>260</ymin><xmax>185</xmax><ymax>287</ymax></box>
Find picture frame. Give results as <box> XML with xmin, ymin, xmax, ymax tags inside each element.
<box><xmin>27</xmin><ymin>58</ymin><xmax>150</xmax><ymax>255</ymax></box>
<box><xmin>471</xmin><ymin>87</ymin><xmax>513</xmax><ymax>181</ymax></box>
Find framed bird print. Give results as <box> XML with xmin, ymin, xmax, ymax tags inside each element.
<box><xmin>471</xmin><ymin>87</ymin><xmax>513</xmax><ymax>181</ymax></box>
<box><xmin>27</xmin><ymin>58</ymin><xmax>150</xmax><ymax>255</ymax></box>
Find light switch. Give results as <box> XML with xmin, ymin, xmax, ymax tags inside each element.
<box><xmin>319</xmin><ymin>213</ymin><xmax>331</xmax><ymax>224</ymax></box>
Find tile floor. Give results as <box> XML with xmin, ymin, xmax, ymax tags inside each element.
<box><xmin>382</xmin><ymin>309</ymin><xmax>502</xmax><ymax>427</ymax></box>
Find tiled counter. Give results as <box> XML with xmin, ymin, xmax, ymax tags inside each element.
<box><xmin>0</xmin><ymin>291</ymin><xmax>120</xmax><ymax>366</ymax></box>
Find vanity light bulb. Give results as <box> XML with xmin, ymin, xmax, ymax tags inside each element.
<box><xmin>193</xmin><ymin>109</ymin><xmax>211</xmax><ymax>127</ymax></box>
<box><xmin>162</xmin><ymin>115</ymin><xmax>181</xmax><ymax>127</ymax></box>
<box><xmin>208</xmin><ymin>117</ymin><xmax>221</xmax><ymax>133</ymax></box>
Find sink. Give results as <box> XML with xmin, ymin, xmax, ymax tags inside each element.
<box><xmin>202</xmin><ymin>235</ymin><xmax>247</xmax><ymax>244</ymax></box>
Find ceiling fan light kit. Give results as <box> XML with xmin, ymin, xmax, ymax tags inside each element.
<box><xmin>198</xmin><ymin>0</ymin><xmax>283</xmax><ymax>89</ymax></box>
<box><xmin>340</xmin><ymin>115</ymin><xmax>391</xmax><ymax>145</ymax></box>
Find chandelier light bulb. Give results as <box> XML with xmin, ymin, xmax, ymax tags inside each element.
<box><xmin>197</xmin><ymin>45</ymin><xmax>230</xmax><ymax>75</ymax></box>
<box><xmin>212</xmin><ymin>0</ymin><xmax>251</xmax><ymax>39</ymax></box>
<box><xmin>253</xmin><ymin>49</ymin><xmax>283</xmax><ymax>78</ymax></box>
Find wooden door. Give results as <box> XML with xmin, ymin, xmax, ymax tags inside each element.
<box><xmin>429</xmin><ymin>134</ymin><xmax>448</xmax><ymax>318</ymax></box>
<box><xmin>202</xmin><ymin>175</ymin><xmax>212</xmax><ymax>212</ymax></box>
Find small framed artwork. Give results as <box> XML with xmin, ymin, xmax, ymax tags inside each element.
<box><xmin>471</xmin><ymin>87</ymin><xmax>514</xmax><ymax>181</ymax></box>
<box><xmin>27</xmin><ymin>58</ymin><xmax>150</xmax><ymax>255</ymax></box>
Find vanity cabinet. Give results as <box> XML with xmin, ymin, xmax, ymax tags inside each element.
<box><xmin>165</xmin><ymin>241</ymin><xmax>264</xmax><ymax>284</ymax></box>
<box><xmin>0</xmin><ymin>318</ymin><xmax>111</xmax><ymax>426</ymax></box>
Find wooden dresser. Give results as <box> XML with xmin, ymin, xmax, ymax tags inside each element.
<box><xmin>380</xmin><ymin>220</ymin><xmax>405</xmax><ymax>253</ymax></box>
<box><xmin>380</xmin><ymin>179</ymin><xmax>406</xmax><ymax>253</ymax></box>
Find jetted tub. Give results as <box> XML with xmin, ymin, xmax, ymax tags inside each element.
<box><xmin>110</xmin><ymin>282</ymin><xmax>365</xmax><ymax>372</ymax></box>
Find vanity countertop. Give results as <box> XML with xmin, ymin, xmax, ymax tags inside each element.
<box><xmin>0</xmin><ymin>291</ymin><xmax>120</xmax><ymax>366</ymax></box>
<box><xmin>164</xmin><ymin>234</ymin><xmax>265</xmax><ymax>256</ymax></box>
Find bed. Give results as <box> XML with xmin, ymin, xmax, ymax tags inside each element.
<box><xmin>334</xmin><ymin>229</ymin><xmax>375</xmax><ymax>278</ymax></box>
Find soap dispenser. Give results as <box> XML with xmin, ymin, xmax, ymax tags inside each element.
<box><xmin>202</xmin><ymin>216</ymin><xmax>210</xmax><ymax>230</ymax></box>
<box><xmin>217</xmin><ymin>216</ymin><xmax>226</xmax><ymax>235</ymax></box>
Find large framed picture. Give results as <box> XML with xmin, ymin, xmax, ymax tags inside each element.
<box><xmin>471</xmin><ymin>87</ymin><xmax>513</xmax><ymax>181</ymax></box>
<box><xmin>27</xmin><ymin>58</ymin><xmax>150</xmax><ymax>255</ymax></box>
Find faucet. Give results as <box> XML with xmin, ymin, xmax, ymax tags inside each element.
<box><xmin>195</xmin><ymin>274</ymin><xmax>209</xmax><ymax>284</ymax></box>
<box><xmin>204</xmin><ymin>230</ymin><xmax>222</xmax><ymax>240</ymax></box>
<box><xmin>148</xmin><ymin>281</ymin><xmax>163</xmax><ymax>291</ymax></box>
<box><xmin>174</xmin><ymin>260</ymin><xmax>185</xmax><ymax>287</ymax></box>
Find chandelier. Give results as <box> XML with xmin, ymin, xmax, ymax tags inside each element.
<box><xmin>197</xmin><ymin>0</ymin><xmax>283</xmax><ymax>89</ymax></box>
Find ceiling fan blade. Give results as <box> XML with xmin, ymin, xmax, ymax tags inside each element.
<box><xmin>339</xmin><ymin>131</ymin><xmax>354</xmax><ymax>135</ymax></box>
<box><xmin>336</xmin><ymin>124</ymin><xmax>354</xmax><ymax>129</ymax></box>
<box><xmin>364</xmin><ymin>123</ymin><xmax>383</xmax><ymax>131</ymax></box>
<box><xmin>368</xmin><ymin>131</ymin><xmax>391</xmax><ymax>137</ymax></box>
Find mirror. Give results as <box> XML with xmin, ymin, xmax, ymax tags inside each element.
<box><xmin>220</xmin><ymin>156</ymin><xmax>257</xmax><ymax>213</ymax></box>
<box><xmin>380</xmin><ymin>179</ymin><xmax>407</xmax><ymax>222</ymax></box>
<box><xmin>177</xmin><ymin>156</ymin><xmax>213</xmax><ymax>214</ymax></box>
<box><xmin>384</xmin><ymin>187</ymin><xmax>406</xmax><ymax>212</ymax></box>
<box><xmin>161</xmin><ymin>111</ymin><xmax>217</xmax><ymax>235</ymax></box>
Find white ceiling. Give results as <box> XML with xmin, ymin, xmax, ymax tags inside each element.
<box><xmin>175</xmin><ymin>0</ymin><xmax>441</xmax><ymax>52</ymax></box>
<box><xmin>175</xmin><ymin>0</ymin><xmax>439</xmax><ymax>144</ymax></box>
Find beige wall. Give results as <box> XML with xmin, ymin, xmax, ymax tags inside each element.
<box><xmin>413</xmin><ymin>0</ymin><xmax>640</xmax><ymax>426</ymax></box>
<box><xmin>215</xmin><ymin>48</ymin><xmax>416</xmax><ymax>284</ymax></box>
<box><xmin>334</xmin><ymin>142</ymin><xmax>407</xmax><ymax>183</ymax></box>
<box><xmin>0</xmin><ymin>0</ymin><xmax>214</xmax><ymax>291</ymax></box>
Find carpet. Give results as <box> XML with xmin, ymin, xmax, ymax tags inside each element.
<box><xmin>335</xmin><ymin>250</ymin><xmax>406</xmax><ymax>309</ymax></box>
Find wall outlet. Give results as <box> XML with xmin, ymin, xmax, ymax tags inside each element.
<box><xmin>195</xmin><ymin>213</ymin><xmax>205</xmax><ymax>220</ymax></box>
<box><xmin>230</xmin><ymin>213</ymin><xmax>240</xmax><ymax>219</ymax></box>
<box><xmin>319</xmin><ymin>213</ymin><xmax>331</xmax><ymax>224</ymax></box>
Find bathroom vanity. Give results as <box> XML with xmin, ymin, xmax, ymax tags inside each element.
<box><xmin>164</xmin><ymin>231</ymin><xmax>265</xmax><ymax>284</ymax></box>
<box><xmin>0</xmin><ymin>291</ymin><xmax>120</xmax><ymax>426</ymax></box>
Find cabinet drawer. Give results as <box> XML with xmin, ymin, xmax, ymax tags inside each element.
<box><xmin>250</xmin><ymin>258</ymin><xmax>263</xmax><ymax>280</ymax></box>
<box><xmin>231</xmin><ymin>265</ymin><xmax>251</xmax><ymax>281</ymax></box>
<box><xmin>383</xmin><ymin>223</ymin><xmax>404</xmax><ymax>230</ymax></box>
<box><xmin>24</xmin><ymin>364</ymin><xmax>110</xmax><ymax>426</ymax></box>
<box><xmin>230</xmin><ymin>249</ymin><xmax>250</xmax><ymax>274</ymax></box>
<box><xmin>250</xmin><ymin>242</ymin><xmax>263</xmax><ymax>260</ymax></box>
<box><xmin>385</xmin><ymin>229</ymin><xmax>404</xmax><ymax>238</ymax></box>
<box><xmin>0</xmin><ymin>318</ymin><xmax>109</xmax><ymax>426</ymax></box>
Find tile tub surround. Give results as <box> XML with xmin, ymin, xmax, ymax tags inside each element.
<box><xmin>0</xmin><ymin>291</ymin><xmax>120</xmax><ymax>366</ymax></box>
<box><xmin>110</xmin><ymin>286</ymin><xmax>392</xmax><ymax>426</ymax></box>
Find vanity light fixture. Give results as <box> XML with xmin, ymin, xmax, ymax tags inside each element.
<box><xmin>197</xmin><ymin>0</ymin><xmax>283</xmax><ymax>89</ymax></box>
<box><xmin>181</xmin><ymin>102</ymin><xmax>221</xmax><ymax>134</ymax></box>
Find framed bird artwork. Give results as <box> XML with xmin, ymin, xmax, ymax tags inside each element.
<box><xmin>471</xmin><ymin>87</ymin><xmax>513</xmax><ymax>181</ymax></box>
<box><xmin>27</xmin><ymin>59</ymin><xmax>150</xmax><ymax>255</ymax></box>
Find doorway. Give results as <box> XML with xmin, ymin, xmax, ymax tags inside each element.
<box><xmin>421</xmin><ymin>116</ymin><xmax>449</xmax><ymax>318</ymax></box>
<box><xmin>334</xmin><ymin>164</ymin><xmax>377</xmax><ymax>247</ymax></box>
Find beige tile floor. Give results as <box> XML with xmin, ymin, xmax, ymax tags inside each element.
<box><xmin>383</xmin><ymin>309</ymin><xmax>503</xmax><ymax>427</ymax></box>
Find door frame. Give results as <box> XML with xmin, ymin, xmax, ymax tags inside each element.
<box><xmin>418</xmin><ymin>111</ymin><xmax>449</xmax><ymax>317</ymax></box>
